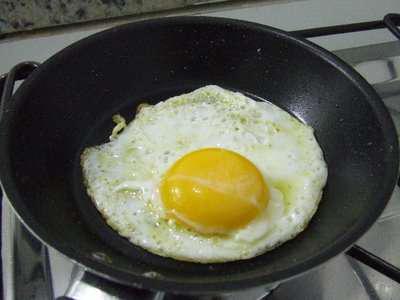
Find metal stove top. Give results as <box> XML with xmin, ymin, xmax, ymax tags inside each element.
<box><xmin>2</xmin><ymin>32</ymin><xmax>400</xmax><ymax>300</ymax></box>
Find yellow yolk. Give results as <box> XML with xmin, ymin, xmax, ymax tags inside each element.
<box><xmin>160</xmin><ymin>148</ymin><xmax>269</xmax><ymax>234</ymax></box>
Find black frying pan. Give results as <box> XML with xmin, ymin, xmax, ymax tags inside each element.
<box><xmin>0</xmin><ymin>17</ymin><xmax>398</xmax><ymax>294</ymax></box>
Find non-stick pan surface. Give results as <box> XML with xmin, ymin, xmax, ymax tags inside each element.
<box><xmin>0</xmin><ymin>17</ymin><xmax>398</xmax><ymax>294</ymax></box>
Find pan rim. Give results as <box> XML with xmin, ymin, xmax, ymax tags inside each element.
<box><xmin>0</xmin><ymin>15</ymin><xmax>398</xmax><ymax>294</ymax></box>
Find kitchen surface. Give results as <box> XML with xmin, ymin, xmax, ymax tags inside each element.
<box><xmin>2</xmin><ymin>1</ymin><xmax>400</xmax><ymax>299</ymax></box>
<box><xmin>1</xmin><ymin>0</ymin><xmax>222</xmax><ymax>34</ymax></box>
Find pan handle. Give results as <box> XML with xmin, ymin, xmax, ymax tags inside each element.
<box><xmin>383</xmin><ymin>13</ymin><xmax>400</xmax><ymax>40</ymax></box>
<box><xmin>0</xmin><ymin>61</ymin><xmax>40</xmax><ymax>121</ymax></box>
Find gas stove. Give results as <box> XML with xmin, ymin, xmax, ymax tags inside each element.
<box><xmin>2</xmin><ymin>15</ymin><xmax>400</xmax><ymax>300</ymax></box>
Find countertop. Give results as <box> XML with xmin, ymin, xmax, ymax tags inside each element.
<box><xmin>0</xmin><ymin>0</ymin><xmax>237</xmax><ymax>34</ymax></box>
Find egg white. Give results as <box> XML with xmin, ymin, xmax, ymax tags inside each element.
<box><xmin>81</xmin><ymin>85</ymin><xmax>327</xmax><ymax>263</ymax></box>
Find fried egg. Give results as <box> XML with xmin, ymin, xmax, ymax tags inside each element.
<box><xmin>81</xmin><ymin>85</ymin><xmax>327</xmax><ymax>263</ymax></box>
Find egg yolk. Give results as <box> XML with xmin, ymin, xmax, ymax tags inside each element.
<box><xmin>160</xmin><ymin>148</ymin><xmax>269</xmax><ymax>234</ymax></box>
